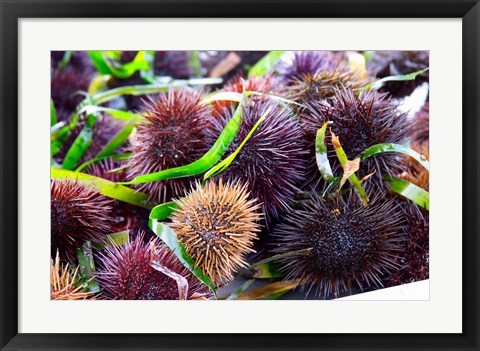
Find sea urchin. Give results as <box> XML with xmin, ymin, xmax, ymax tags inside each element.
<box><xmin>126</xmin><ymin>87</ymin><xmax>213</xmax><ymax>203</ymax></box>
<box><xmin>302</xmin><ymin>87</ymin><xmax>409</xmax><ymax>189</ymax></box>
<box><xmin>272</xmin><ymin>192</ymin><xmax>405</xmax><ymax>298</ymax></box>
<box><xmin>51</xmin><ymin>179</ymin><xmax>113</xmax><ymax>262</ymax></box>
<box><xmin>206</xmin><ymin>99</ymin><xmax>307</xmax><ymax>222</ymax></box>
<box><xmin>170</xmin><ymin>180</ymin><xmax>262</xmax><ymax>286</ymax></box>
<box><xmin>96</xmin><ymin>232</ymin><xmax>211</xmax><ymax>300</ymax></box>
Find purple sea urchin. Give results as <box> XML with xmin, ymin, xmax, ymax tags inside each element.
<box><xmin>206</xmin><ymin>99</ymin><xmax>307</xmax><ymax>221</ymax></box>
<box><xmin>302</xmin><ymin>87</ymin><xmax>409</xmax><ymax>188</ymax></box>
<box><xmin>96</xmin><ymin>233</ymin><xmax>211</xmax><ymax>300</ymax></box>
<box><xmin>277</xmin><ymin>51</ymin><xmax>342</xmax><ymax>85</ymax></box>
<box><xmin>51</xmin><ymin>179</ymin><xmax>113</xmax><ymax>262</ymax></box>
<box><xmin>169</xmin><ymin>180</ymin><xmax>262</xmax><ymax>286</ymax></box>
<box><xmin>272</xmin><ymin>193</ymin><xmax>405</xmax><ymax>298</ymax></box>
<box><xmin>390</xmin><ymin>202</ymin><xmax>429</xmax><ymax>285</ymax></box>
<box><xmin>126</xmin><ymin>88</ymin><xmax>213</xmax><ymax>203</ymax></box>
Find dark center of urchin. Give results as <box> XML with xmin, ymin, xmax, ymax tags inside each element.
<box><xmin>306</xmin><ymin>214</ymin><xmax>375</xmax><ymax>276</ymax></box>
<box><xmin>148</xmin><ymin>125</ymin><xmax>191</xmax><ymax>162</ymax></box>
<box><xmin>186</xmin><ymin>202</ymin><xmax>233</xmax><ymax>248</ymax></box>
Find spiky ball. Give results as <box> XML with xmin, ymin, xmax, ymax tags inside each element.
<box><xmin>272</xmin><ymin>192</ymin><xmax>405</xmax><ymax>298</ymax></box>
<box><xmin>126</xmin><ymin>88</ymin><xmax>213</xmax><ymax>203</ymax></box>
<box><xmin>276</xmin><ymin>51</ymin><xmax>342</xmax><ymax>85</ymax></box>
<box><xmin>302</xmin><ymin>87</ymin><xmax>409</xmax><ymax>189</ymax></box>
<box><xmin>206</xmin><ymin>99</ymin><xmax>307</xmax><ymax>221</ymax></box>
<box><xmin>96</xmin><ymin>233</ymin><xmax>211</xmax><ymax>300</ymax></box>
<box><xmin>278</xmin><ymin>64</ymin><xmax>369</xmax><ymax>107</ymax></box>
<box><xmin>389</xmin><ymin>202</ymin><xmax>429</xmax><ymax>285</ymax></box>
<box><xmin>169</xmin><ymin>180</ymin><xmax>261</xmax><ymax>286</ymax></box>
<box><xmin>51</xmin><ymin>179</ymin><xmax>113</xmax><ymax>262</ymax></box>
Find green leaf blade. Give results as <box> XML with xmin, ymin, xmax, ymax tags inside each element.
<box><xmin>383</xmin><ymin>175</ymin><xmax>429</xmax><ymax>210</ymax></box>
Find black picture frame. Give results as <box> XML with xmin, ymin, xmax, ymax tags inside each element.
<box><xmin>1</xmin><ymin>1</ymin><xmax>478</xmax><ymax>350</ymax></box>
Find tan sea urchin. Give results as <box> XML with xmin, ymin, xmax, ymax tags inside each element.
<box><xmin>169</xmin><ymin>180</ymin><xmax>262</xmax><ymax>286</ymax></box>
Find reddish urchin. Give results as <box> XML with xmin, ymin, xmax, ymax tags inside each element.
<box><xmin>276</xmin><ymin>51</ymin><xmax>342</xmax><ymax>85</ymax></box>
<box><xmin>302</xmin><ymin>87</ymin><xmax>409</xmax><ymax>189</ymax></box>
<box><xmin>277</xmin><ymin>64</ymin><xmax>370</xmax><ymax>107</ymax></box>
<box><xmin>211</xmin><ymin>73</ymin><xmax>274</xmax><ymax>118</ymax></box>
<box><xmin>389</xmin><ymin>202</ymin><xmax>429</xmax><ymax>285</ymax></box>
<box><xmin>51</xmin><ymin>179</ymin><xmax>113</xmax><ymax>262</ymax></box>
<box><xmin>272</xmin><ymin>192</ymin><xmax>405</xmax><ymax>298</ymax></box>
<box><xmin>169</xmin><ymin>180</ymin><xmax>262</xmax><ymax>286</ymax></box>
<box><xmin>96</xmin><ymin>233</ymin><xmax>212</xmax><ymax>300</ymax></box>
<box><xmin>126</xmin><ymin>87</ymin><xmax>213</xmax><ymax>203</ymax></box>
<box><xmin>206</xmin><ymin>99</ymin><xmax>307</xmax><ymax>222</ymax></box>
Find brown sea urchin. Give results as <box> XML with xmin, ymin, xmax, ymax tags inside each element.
<box><xmin>96</xmin><ymin>233</ymin><xmax>211</xmax><ymax>300</ymax></box>
<box><xmin>277</xmin><ymin>64</ymin><xmax>369</xmax><ymax>107</ymax></box>
<box><xmin>206</xmin><ymin>100</ymin><xmax>307</xmax><ymax>222</ymax></box>
<box><xmin>126</xmin><ymin>87</ymin><xmax>213</xmax><ymax>203</ymax></box>
<box><xmin>169</xmin><ymin>180</ymin><xmax>262</xmax><ymax>286</ymax></box>
<box><xmin>272</xmin><ymin>192</ymin><xmax>405</xmax><ymax>298</ymax></box>
<box><xmin>51</xmin><ymin>179</ymin><xmax>113</xmax><ymax>262</ymax></box>
<box><xmin>51</xmin><ymin>251</ymin><xmax>96</xmax><ymax>300</ymax></box>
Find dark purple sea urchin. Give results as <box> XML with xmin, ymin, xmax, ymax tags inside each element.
<box><xmin>389</xmin><ymin>202</ymin><xmax>429</xmax><ymax>285</ymax></box>
<box><xmin>206</xmin><ymin>99</ymin><xmax>307</xmax><ymax>222</ymax></box>
<box><xmin>96</xmin><ymin>233</ymin><xmax>211</xmax><ymax>300</ymax></box>
<box><xmin>51</xmin><ymin>179</ymin><xmax>113</xmax><ymax>262</ymax></box>
<box><xmin>126</xmin><ymin>87</ymin><xmax>213</xmax><ymax>203</ymax></box>
<box><xmin>301</xmin><ymin>87</ymin><xmax>409</xmax><ymax>189</ymax></box>
<box><xmin>272</xmin><ymin>192</ymin><xmax>405</xmax><ymax>298</ymax></box>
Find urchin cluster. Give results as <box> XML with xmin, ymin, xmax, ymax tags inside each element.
<box><xmin>301</xmin><ymin>87</ymin><xmax>409</xmax><ymax>189</ymax></box>
<box><xmin>51</xmin><ymin>179</ymin><xmax>113</xmax><ymax>262</ymax></box>
<box><xmin>126</xmin><ymin>87</ymin><xmax>213</xmax><ymax>203</ymax></box>
<box><xmin>277</xmin><ymin>65</ymin><xmax>370</xmax><ymax>107</ymax></box>
<box><xmin>206</xmin><ymin>99</ymin><xmax>307</xmax><ymax>221</ymax></box>
<box><xmin>96</xmin><ymin>233</ymin><xmax>211</xmax><ymax>300</ymax></box>
<box><xmin>389</xmin><ymin>202</ymin><xmax>429</xmax><ymax>285</ymax></box>
<box><xmin>169</xmin><ymin>180</ymin><xmax>262</xmax><ymax>286</ymax></box>
<box><xmin>272</xmin><ymin>192</ymin><xmax>405</xmax><ymax>298</ymax></box>
<box><xmin>276</xmin><ymin>51</ymin><xmax>342</xmax><ymax>85</ymax></box>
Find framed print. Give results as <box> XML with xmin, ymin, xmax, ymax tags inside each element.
<box><xmin>1</xmin><ymin>1</ymin><xmax>479</xmax><ymax>350</ymax></box>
